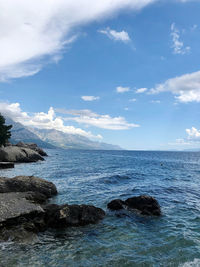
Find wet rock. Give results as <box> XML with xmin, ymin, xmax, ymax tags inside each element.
<box><xmin>0</xmin><ymin>224</ymin><xmax>38</xmax><ymax>243</ymax></box>
<box><xmin>0</xmin><ymin>162</ymin><xmax>14</xmax><ymax>169</ymax></box>
<box><xmin>16</xmin><ymin>142</ymin><xmax>48</xmax><ymax>157</ymax></box>
<box><xmin>0</xmin><ymin>192</ymin><xmax>45</xmax><ymax>227</ymax></box>
<box><xmin>44</xmin><ymin>204</ymin><xmax>106</xmax><ymax>228</ymax></box>
<box><xmin>107</xmin><ymin>199</ymin><xmax>125</xmax><ymax>210</ymax></box>
<box><xmin>0</xmin><ymin>176</ymin><xmax>57</xmax><ymax>198</ymax></box>
<box><xmin>107</xmin><ymin>195</ymin><xmax>161</xmax><ymax>216</ymax></box>
<box><xmin>0</xmin><ymin>146</ymin><xmax>44</xmax><ymax>163</ymax></box>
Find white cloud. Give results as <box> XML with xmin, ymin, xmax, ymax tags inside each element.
<box><xmin>0</xmin><ymin>102</ymin><xmax>101</xmax><ymax>140</ymax></box>
<box><xmin>116</xmin><ymin>86</ymin><xmax>130</xmax><ymax>93</ymax></box>
<box><xmin>60</xmin><ymin>108</ymin><xmax>139</xmax><ymax>130</ymax></box>
<box><xmin>170</xmin><ymin>23</ymin><xmax>190</xmax><ymax>55</ymax></box>
<box><xmin>0</xmin><ymin>0</ymin><xmax>155</xmax><ymax>81</ymax></box>
<box><xmin>99</xmin><ymin>27</ymin><xmax>131</xmax><ymax>42</ymax></box>
<box><xmin>151</xmin><ymin>100</ymin><xmax>161</xmax><ymax>103</ymax></box>
<box><xmin>81</xmin><ymin>96</ymin><xmax>100</xmax><ymax>101</ymax></box>
<box><xmin>129</xmin><ymin>98</ymin><xmax>137</xmax><ymax>102</ymax></box>
<box><xmin>186</xmin><ymin>127</ymin><xmax>200</xmax><ymax>140</ymax></box>
<box><xmin>150</xmin><ymin>70</ymin><xmax>200</xmax><ymax>103</ymax></box>
<box><xmin>169</xmin><ymin>127</ymin><xmax>200</xmax><ymax>148</ymax></box>
<box><xmin>135</xmin><ymin>88</ymin><xmax>147</xmax><ymax>94</ymax></box>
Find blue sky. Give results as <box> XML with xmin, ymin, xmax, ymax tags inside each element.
<box><xmin>0</xmin><ymin>0</ymin><xmax>200</xmax><ymax>150</ymax></box>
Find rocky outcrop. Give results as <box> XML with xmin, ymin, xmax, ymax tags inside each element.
<box><xmin>0</xmin><ymin>176</ymin><xmax>105</xmax><ymax>242</ymax></box>
<box><xmin>0</xmin><ymin>146</ymin><xmax>44</xmax><ymax>163</ymax></box>
<box><xmin>0</xmin><ymin>176</ymin><xmax>57</xmax><ymax>198</ymax></box>
<box><xmin>16</xmin><ymin>142</ymin><xmax>48</xmax><ymax>157</ymax></box>
<box><xmin>107</xmin><ymin>195</ymin><xmax>161</xmax><ymax>216</ymax></box>
<box><xmin>0</xmin><ymin>162</ymin><xmax>14</xmax><ymax>169</ymax></box>
<box><xmin>44</xmin><ymin>204</ymin><xmax>106</xmax><ymax>228</ymax></box>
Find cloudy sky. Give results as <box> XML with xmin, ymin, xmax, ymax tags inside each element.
<box><xmin>0</xmin><ymin>0</ymin><xmax>200</xmax><ymax>150</ymax></box>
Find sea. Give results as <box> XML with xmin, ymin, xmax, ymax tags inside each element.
<box><xmin>0</xmin><ymin>149</ymin><xmax>200</xmax><ymax>267</ymax></box>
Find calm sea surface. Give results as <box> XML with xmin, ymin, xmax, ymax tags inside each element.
<box><xmin>1</xmin><ymin>149</ymin><xmax>200</xmax><ymax>266</ymax></box>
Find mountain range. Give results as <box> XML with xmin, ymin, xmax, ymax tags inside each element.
<box><xmin>5</xmin><ymin>117</ymin><xmax>122</xmax><ymax>150</ymax></box>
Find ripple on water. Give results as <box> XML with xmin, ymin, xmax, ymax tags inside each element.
<box><xmin>1</xmin><ymin>149</ymin><xmax>200</xmax><ymax>266</ymax></box>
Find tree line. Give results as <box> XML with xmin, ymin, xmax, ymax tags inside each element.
<box><xmin>0</xmin><ymin>114</ymin><xmax>12</xmax><ymax>146</ymax></box>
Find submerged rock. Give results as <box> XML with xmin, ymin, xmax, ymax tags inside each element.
<box><xmin>0</xmin><ymin>146</ymin><xmax>44</xmax><ymax>163</ymax></box>
<box><xmin>107</xmin><ymin>195</ymin><xmax>161</xmax><ymax>216</ymax></box>
<box><xmin>0</xmin><ymin>176</ymin><xmax>57</xmax><ymax>198</ymax></box>
<box><xmin>16</xmin><ymin>142</ymin><xmax>48</xmax><ymax>157</ymax></box>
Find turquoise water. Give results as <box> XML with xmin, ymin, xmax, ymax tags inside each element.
<box><xmin>1</xmin><ymin>149</ymin><xmax>200</xmax><ymax>266</ymax></box>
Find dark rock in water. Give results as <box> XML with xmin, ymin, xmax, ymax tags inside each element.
<box><xmin>44</xmin><ymin>204</ymin><xmax>106</xmax><ymax>228</ymax></box>
<box><xmin>0</xmin><ymin>176</ymin><xmax>57</xmax><ymax>198</ymax></box>
<box><xmin>107</xmin><ymin>195</ymin><xmax>161</xmax><ymax>216</ymax></box>
<box><xmin>0</xmin><ymin>162</ymin><xmax>14</xmax><ymax>169</ymax></box>
<box><xmin>107</xmin><ymin>199</ymin><xmax>125</xmax><ymax>210</ymax></box>
<box><xmin>0</xmin><ymin>146</ymin><xmax>44</xmax><ymax>163</ymax></box>
<box><xmin>125</xmin><ymin>195</ymin><xmax>161</xmax><ymax>216</ymax></box>
<box><xmin>16</xmin><ymin>142</ymin><xmax>48</xmax><ymax>157</ymax></box>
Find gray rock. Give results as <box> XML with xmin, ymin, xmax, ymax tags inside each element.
<box><xmin>0</xmin><ymin>176</ymin><xmax>105</xmax><ymax>242</ymax></box>
<box><xmin>0</xmin><ymin>175</ymin><xmax>58</xmax><ymax>198</ymax></box>
<box><xmin>0</xmin><ymin>192</ymin><xmax>44</xmax><ymax>226</ymax></box>
<box><xmin>16</xmin><ymin>142</ymin><xmax>48</xmax><ymax>157</ymax></box>
<box><xmin>0</xmin><ymin>146</ymin><xmax>44</xmax><ymax>163</ymax></box>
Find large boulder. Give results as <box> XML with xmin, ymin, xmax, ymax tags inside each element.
<box><xmin>44</xmin><ymin>204</ymin><xmax>106</xmax><ymax>228</ymax></box>
<box><xmin>0</xmin><ymin>176</ymin><xmax>57</xmax><ymax>198</ymax></box>
<box><xmin>107</xmin><ymin>195</ymin><xmax>161</xmax><ymax>216</ymax></box>
<box><xmin>125</xmin><ymin>195</ymin><xmax>161</xmax><ymax>216</ymax></box>
<box><xmin>0</xmin><ymin>192</ymin><xmax>46</xmax><ymax>242</ymax></box>
<box><xmin>0</xmin><ymin>146</ymin><xmax>44</xmax><ymax>163</ymax></box>
<box><xmin>16</xmin><ymin>142</ymin><xmax>48</xmax><ymax>157</ymax></box>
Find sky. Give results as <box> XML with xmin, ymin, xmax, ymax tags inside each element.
<box><xmin>0</xmin><ymin>0</ymin><xmax>200</xmax><ymax>150</ymax></box>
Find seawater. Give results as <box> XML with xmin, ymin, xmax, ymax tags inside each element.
<box><xmin>1</xmin><ymin>149</ymin><xmax>200</xmax><ymax>267</ymax></box>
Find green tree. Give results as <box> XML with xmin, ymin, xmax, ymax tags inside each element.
<box><xmin>0</xmin><ymin>114</ymin><xmax>12</xmax><ymax>146</ymax></box>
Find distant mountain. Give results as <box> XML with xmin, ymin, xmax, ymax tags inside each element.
<box><xmin>30</xmin><ymin>128</ymin><xmax>122</xmax><ymax>150</ymax></box>
<box><xmin>5</xmin><ymin>117</ymin><xmax>122</xmax><ymax>150</ymax></box>
<box><xmin>5</xmin><ymin>117</ymin><xmax>56</xmax><ymax>149</ymax></box>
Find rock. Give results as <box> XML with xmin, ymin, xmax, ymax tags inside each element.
<box><xmin>0</xmin><ymin>176</ymin><xmax>57</xmax><ymax>198</ymax></box>
<box><xmin>0</xmin><ymin>146</ymin><xmax>44</xmax><ymax>163</ymax></box>
<box><xmin>107</xmin><ymin>199</ymin><xmax>125</xmax><ymax>210</ymax></box>
<box><xmin>0</xmin><ymin>192</ymin><xmax>47</xmax><ymax>242</ymax></box>
<box><xmin>107</xmin><ymin>195</ymin><xmax>161</xmax><ymax>216</ymax></box>
<box><xmin>16</xmin><ymin>142</ymin><xmax>48</xmax><ymax>157</ymax></box>
<box><xmin>0</xmin><ymin>192</ymin><xmax>45</xmax><ymax>227</ymax></box>
<box><xmin>44</xmin><ymin>204</ymin><xmax>106</xmax><ymax>228</ymax></box>
<box><xmin>125</xmin><ymin>195</ymin><xmax>161</xmax><ymax>216</ymax></box>
<box><xmin>0</xmin><ymin>176</ymin><xmax>105</xmax><ymax>242</ymax></box>
<box><xmin>0</xmin><ymin>162</ymin><xmax>14</xmax><ymax>169</ymax></box>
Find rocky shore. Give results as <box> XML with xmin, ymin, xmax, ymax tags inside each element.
<box><xmin>0</xmin><ymin>142</ymin><xmax>47</xmax><ymax>168</ymax></box>
<box><xmin>0</xmin><ymin>144</ymin><xmax>162</xmax><ymax>243</ymax></box>
<box><xmin>0</xmin><ymin>175</ymin><xmax>105</xmax><ymax>242</ymax></box>
<box><xmin>0</xmin><ymin>174</ymin><xmax>161</xmax><ymax>243</ymax></box>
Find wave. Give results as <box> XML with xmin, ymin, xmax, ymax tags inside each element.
<box><xmin>100</xmin><ymin>175</ymin><xmax>131</xmax><ymax>184</ymax></box>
